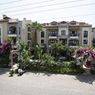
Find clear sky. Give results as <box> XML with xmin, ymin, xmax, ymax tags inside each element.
<box><xmin>0</xmin><ymin>0</ymin><xmax>95</xmax><ymax>27</ymax></box>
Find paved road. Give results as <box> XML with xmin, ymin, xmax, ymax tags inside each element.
<box><xmin>0</xmin><ymin>68</ymin><xmax>95</xmax><ymax>95</ymax></box>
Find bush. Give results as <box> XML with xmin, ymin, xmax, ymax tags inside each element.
<box><xmin>0</xmin><ymin>41</ymin><xmax>11</xmax><ymax>67</ymax></box>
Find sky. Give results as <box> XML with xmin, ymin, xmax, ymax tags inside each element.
<box><xmin>0</xmin><ymin>0</ymin><xmax>95</xmax><ymax>27</ymax></box>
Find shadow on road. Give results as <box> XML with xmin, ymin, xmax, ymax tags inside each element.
<box><xmin>0</xmin><ymin>68</ymin><xmax>9</xmax><ymax>75</ymax></box>
<box><xmin>75</xmin><ymin>75</ymin><xmax>95</xmax><ymax>84</ymax></box>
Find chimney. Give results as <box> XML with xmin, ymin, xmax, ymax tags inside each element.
<box><xmin>3</xmin><ymin>15</ymin><xmax>10</xmax><ymax>20</ymax></box>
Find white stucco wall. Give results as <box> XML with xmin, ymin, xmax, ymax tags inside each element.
<box><xmin>81</xmin><ymin>26</ymin><xmax>92</xmax><ymax>46</ymax></box>
<box><xmin>58</xmin><ymin>27</ymin><xmax>68</xmax><ymax>36</ymax></box>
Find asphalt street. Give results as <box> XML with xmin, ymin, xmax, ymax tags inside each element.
<box><xmin>0</xmin><ymin>68</ymin><xmax>95</xmax><ymax>95</ymax></box>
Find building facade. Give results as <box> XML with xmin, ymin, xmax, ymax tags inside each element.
<box><xmin>0</xmin><ymin>15</ymin><xmax>94</xmax><ymax>49</ymax></box>
<box><xmin>0</xmin><ymin>16</ymin><xmax>32</xmax><ymax>49</ymax></box>
<box><xmin>37</xmin><ymin>21</ymin><xmax>93</xmax><ymax>48</ymax></box>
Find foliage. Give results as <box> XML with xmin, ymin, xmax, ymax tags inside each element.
<box><xmin>24</xmin><ymin>43</ymin><xmax>83</xmax><ymax>74</ymax></box>
<box><xmin>73</xmin><ymin>47</ymin><xmax>95</xmax><ymax>73</ymax></box>
<box><xmin>0</xmin><ymin>41</ymin><xmax>11</xmax><ymax>67</ymax></box>
<box><xmin>18</xmin><ymin>43</ymin><xmax>31</xmax><ymax>69</ymax></box>
<box><xmin>33</xmin><ymin>44</ymin><xmax>43</xmax><ymax>60</ymax></box>
<box><xmin>27</xmin><ymin>21</ymin><xmax>43</xmax><ymax>44</ymax></box>
<box><xmin>41</xmin><ymin>53</ymin><xmax>55</xmax><ymax>65</ymax></box>
<box><xmin>50</xmin><ymin>42</ymin><xmax>74</xmax><ymax>61</ymax></box>
<box><xmin>31</xmin><ymin>21</ymin><xmax>43</xmax><ymax>32</ymax></box>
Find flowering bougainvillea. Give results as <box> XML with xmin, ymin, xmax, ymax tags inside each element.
<box><xmin>74</xmin><ymin>47</ymin><xmax>95</xmax><ymax>71</ymax></box>
<box><xmin>77</xmin><ymin>47</ymin><xmax>95</xmax><ymax>58</ymax></box>
<box><xmin>0</xmin><ymin>41</ymin><xmax>12</xmax><ymax>67</ymax></box>
<box><xmin>0</xmin><ymin>41</ymin><xmax>11</xmax><ymax>56</ymax></box>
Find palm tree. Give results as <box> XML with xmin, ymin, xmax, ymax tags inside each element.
<box><xmin>51</xmin><ymin>42</ymin><xmax>64</xmax><ymax>58</ymax></box>
<box><xmin>28</xmin><ymin>21</ymin><xmax>43</xmax><ymax>45</ymax></box>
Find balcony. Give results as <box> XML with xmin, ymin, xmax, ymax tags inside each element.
<box><xmin>69</xmin><ymin>34</ymin><xmax>79</xmax><ymax>39</ymax></box>
<box><xmin>48</xmin><ymin>33</ymin><xmax>58</xmax><ymax>39</ymax></box>
<box><xmin>8</xmin><ymin>31</ymin><xmax>17</xmax><ymax>37</ymax></box>
<box><xmin>69</xmin><ymin>39</ymin><xmax>79</xmax><ymax>48</ymax></box>
<box><xmin>69</xmin><ymin>31</ymin><xmax>80</xmax><ymax>39</ymax></box>
<box><xmin>69</xmin><ymin>46</ymin><xmax>79</xmax><ymax>48</ymax></box>
<box><xmin>48</xmin><ymin>39</ymin><xmax>58</xmax><ymax>45</ymax></box>
<box><xmin>48</xmin><ymin>36</ymin><xmax>57</xmax><ymax>39</ymax></box>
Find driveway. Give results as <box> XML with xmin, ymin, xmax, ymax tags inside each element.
<box><xmin>0</xmin><ymin>68</ymin><xmax>95</xmax><ymax>95</ymax></box>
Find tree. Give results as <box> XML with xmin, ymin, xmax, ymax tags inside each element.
<box><xmin>27</xmin><ymin>21</ymin><xmax>43</xmax><ymax>44</ymax></box>
<box><xmin>33</xmin><ymin>44</ymin><xmax>43</xmax><ymax>60</ymax></box>
<box><xmin>51</xmin><ymin>42</ymin><xmax>65</xmax><ymax>60</ymax></box>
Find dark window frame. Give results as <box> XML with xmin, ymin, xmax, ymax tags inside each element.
<box><xmin>83</xmin><ymin>39</ymin><xmax>88</xmax><ymax>44</ymax></box>
<box><xmin>84</xmin><ymin>31</ymin><xmax>88</xmax><ymax>38</ymax></box>
<box><xmin>41</xmin><ymin>31</ymin><xmax>44</xmax><ymax>37</ymax></box>
<box><xmin>61</xmin><ymin>30</ymin><xmax>66</xmax><ymax>36</ymax></box>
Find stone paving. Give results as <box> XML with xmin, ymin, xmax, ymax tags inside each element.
<box><xmin>0</xmin><ymin>68</ymin><xmax>95</xmax><ymax>95</ymax></box>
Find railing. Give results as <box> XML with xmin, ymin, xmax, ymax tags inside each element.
<box><xmin>8</xmin><ymin>32</ymin><xmax>17</xmax><ymax>35</ymax></box>
<box><xmin>8</xmin><ymin>32</ymin><xmax>17</xmax><ymax>37</ymax></box>
<box><xmin>69</xmin><ymin>34</ymin><xmax>79</xmax><ymax>39</ymax></box>
<box><xmin>48</xmin><ymin>34</ymin><xmax>58</xmax><ymax>39</ymax></box>
<box><xmin>8</xmin><ymin>31</ymin><xmax>17</xmax><ymax>35</ymax></box>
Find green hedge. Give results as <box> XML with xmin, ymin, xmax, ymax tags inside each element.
<box><xmin>26</xmin><ymin>61</ymin><xmax>84</xmax><ymax>74</ymax></box>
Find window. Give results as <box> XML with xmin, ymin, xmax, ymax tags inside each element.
<box><xmin>83</xmin><ymin>40</ymin><xmax>88</xmax><ymax>44</ymax></box>
<box><xmin>41</xmin><ymin>31</ymin><xmax>44</xmax><ymax>37</ymax></box>
<box><xmin>41</xmin><ymin>40</ymin><xmax>44</xmax><ymax>44</ymax></box>
<box><xmin>60</xmin><ymin>39</ymin><xmax>67</xmax><ymax>45</ymax></box>
<box><xmin>28</xmin><ymin>33</ymin><xmax>31</xmax><ymax>40</ymax></box>
<box><xmin>48</xmin><ymin>39</ymin><xmax>57</xmax><ymax>44</ymax></box>
<box><xmin>9</xmin><ymin>26</ymin><xmax>16</xmax><ymax>34</ymax></box>
<box><xmin>69</xmin><ymin>39</ymin><xmax>79</xmax><ymax>46</ymax></box>
<box><xmin>84</xmin><ymin>31</ymin><xmax>88</xmax><ymax>38</ymax></box>
<box><xmin>61</xmin><ymin>30</ymin><xmax>66</xmax><ymax>36</ymax></box>
<box><xmin>49</xmin><ymin>31</ymin><xmax>58</xmax><ymax>36</ymax></box>
<box><xmin>27</xmin><ymin>27</ymin><xmax>31</xmax><ymax>32</ymax></box>
<box><xmin>70</xmin><ymin>31</ymin><xmax>78</xmax><ymax>36</ymax></box>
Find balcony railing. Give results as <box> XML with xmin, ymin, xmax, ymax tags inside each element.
<box><xmin>48</xmin><ymin>33</ymin><xmax>58</xmax><ymax>39</ymax></box>
<box><xmin>8</xmin><ymin>31</ymin><xmax>17</xmax><ymax>37</ymax></box>
<box><xmin>69</xmin><ymin>33</ymin><xmax>79</xmax><ymax>39</ymax></box>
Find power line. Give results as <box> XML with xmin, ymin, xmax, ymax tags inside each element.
<box><xmin>0</xmin><ymin>0</ymin><xmax>83</xmax><ymax>10</ymax></box>
<box><xmin>35</xmin><ymin>13</ymin><xmax>95</xmax><ymax>23</ymax></box>
<box><xmin>51</xmin><ymin>13</ymin><xmax>95</xmax><ymax>19</ymax></box>
<box><xmin>10</xmin><ymin>13</ymin><xmax>95</xmax><ymax>23</ymax></box>
<box><xmin>6</xmin><ymin>2</ymin><xmax>95</xmax><ymax>16</ymax></box>
<box><xmin>0</xmin><ymin>0</ymin><xmax>25</xmax><ymax>5</ymax></box>
<box><xmin>0</xmin><ymin>0</ymin><xmax>56</xmax><ymax>6</ymax></box>
<box><xmin>1</xmin><ymin>0</ymin><xmax>91</xmax><ymax>14</ymax></box>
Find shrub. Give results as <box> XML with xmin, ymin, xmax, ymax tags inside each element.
<box><xmin>0</xmin><ymin>41</ymin><xmax>11</xmax><ymax>67</ymax></box>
